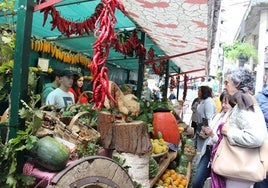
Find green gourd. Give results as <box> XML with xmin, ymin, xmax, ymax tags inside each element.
<box><xmin>31</xmin><ymin>136</ymin><xmax>70</xmax><ymax>171</ymax></box>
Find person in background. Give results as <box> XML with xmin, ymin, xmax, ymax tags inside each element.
<box><xmin>192</xmin><ymin>91</ymin><xmax>234</xmax><ymax>188</ymax></box>
<box><xmin>213</xmin><ymin>92</ymin><xmax>222</xmax><ymax>113</ymax></box>
<box><xmin>168</xmin><ymin>89</ymin><xmax>176</xmax><ymax>100</ymax></box>
<box><xmin>196</xmin><ymin>86</ymin><xmax>216</xmax><ymax>152</ymax></box>
<box><xmin>69</xmin><ymin>73</ymin><xmax>88</xmax><ymax>104</ymax></box>
<box><xmin>254</xmin><ymin>85</ymin><xmax>268</xmax><ymax>188</ymax></box>
<box><xmin>42</xmin><ymin>70</ymin><xmax>60</xmax><ymax>104</ymax></box>
<box><xmin>191</xmin><ymin>96</ymin><xmax>200</xmax><ymax>136</ymax></box>
<box><xmin>46</xmin><ymin>70</ymin><xmax>77</xmax><ymax>111</ymax></box>
<box><xmin>219</xmin><ymin>67</ymin><xmax>267</xmax><ymax>188</ymax></box>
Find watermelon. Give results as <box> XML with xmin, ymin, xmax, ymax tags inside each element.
<box><xmin>149</xmin><ymin>156</ymin><xmax>159</xmax><ymax>179</ymax></box>
<box><xmin>31</xmin><ymin>136</ymin><xmax>70</xmax><ymax>171</ymax></box>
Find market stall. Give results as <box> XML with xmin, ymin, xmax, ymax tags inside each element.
<box><xmin>0</xmin><ymin>0</ymin><xmax>221</xmax><ymax>187</ymax></box>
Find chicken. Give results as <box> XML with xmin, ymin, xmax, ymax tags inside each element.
<box><xmin>104</xmin><ymin>81</ymin><xmax>140</xmax><ymax>122</ymax></box>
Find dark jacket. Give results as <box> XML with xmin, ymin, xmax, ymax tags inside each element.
<box><xmin>255</xmin><ymin>87</ymin><xmax>268</xmax><ymax>128</ymax></box>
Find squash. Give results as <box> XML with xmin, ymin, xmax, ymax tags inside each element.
<box><xmin>152</xmin><ymin>111</ymin><xmax>180</xmax><ymax>144</ymax></box>
<box><xmin>31</xmin><ymin>136</ymin><xmax>70</xmax><ymax>171</ymax></box>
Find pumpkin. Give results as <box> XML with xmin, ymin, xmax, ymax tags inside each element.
<box><xmin>152</xmin><ymin>111</ymin><xmax>180</xmax><ymax>144</ymax></box>
<box><xmin>31</xmin><ymin>136</ymin><xmax>70</xmax><ymax>171</ymax></box>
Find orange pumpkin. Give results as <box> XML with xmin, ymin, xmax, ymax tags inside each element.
<box><xmin>152</xmin><ymin>111</ymin><xmax>180</xmax><ymax>144</ymax></box>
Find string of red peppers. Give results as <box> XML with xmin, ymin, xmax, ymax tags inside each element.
<box><xmin>37</xmin><ymin>0</ymin><xmax>104</xmax><ymax>37</ymax></box>
<box><xmin>90</xmin><ymin>0</ymin><xmax>127</xmax><ymax>109</ymax></box>
<box><xmin>37</xmin><ymin>0</ymin><xmax>146</xmax><ymax>109</ymax></box>
<box><xmin>146</xmin><ymin>47</ymin><xmax>165</xmax><ymax>74</ymax></box>
<box><xmin>182</xmin><ymin>74</ymin><xmax>188</xmax><ymax>101</ymax></box>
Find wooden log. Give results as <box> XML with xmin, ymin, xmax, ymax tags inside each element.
<box><xmin>97</xmin><ymin>111</ymin><xmax>115</xmax><ymax>149</ymax></box>
<box><xmin>114</xmin><ymin>120</ymin><xmax>152</xmax><ymax>155</ymax></box>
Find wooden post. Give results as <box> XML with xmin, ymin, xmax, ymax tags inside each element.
<box><xmin>97</xmin><ymin>111</ymin><xmax>115</xmax><ymax>149</ymax></box>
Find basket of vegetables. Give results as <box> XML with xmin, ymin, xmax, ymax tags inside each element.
<box><xmin>54</xmin><ymin>111</ymin><xmax>100</xmax><ymax>146</ymax></box>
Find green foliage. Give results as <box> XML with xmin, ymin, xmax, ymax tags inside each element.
<box><xmin>0</xmin><ymin>126</ymin><xmax>37</xmax><ymax>188</ymax></box>
<box><xmin>0</xmin><ymin>96</ymin><xmax>42</xmax><ymax>188</ymax></box>
<box><xmin>223</xmin><ymin>41</ymin><xmax>258</xmax><ymax>61</ymax></box>
<box><xmin>112</xmin><ymin>155</ymin><xmax>131</xmax><ymax>172</ymax></box>
<box><xmin>77</xmin><ymin>141</ymin><xmax>101</xmax><ymax>158</ymax></box>
<box><xmin>61</xmin><ymin>103</ymin><xmax>99</xmax><ymax>126</ymax></box>
<box><xmin>0</xmin><ymin>0</ymin><xmax>15</xmax><ymax>12</ymax></box>
<box><xmin>215</xmin><ymin>69</ymin><xmax>222</xmax><ymax>81</ymax></box>
<box><xmin>0</xmin><ymin>32</ymin><xmax>15</xmax><ymax>63</ymax></box>
<box><xmin>0</xmin><ymin>60</ymin><xmax>13</xmax><ymax>101</ymax></box>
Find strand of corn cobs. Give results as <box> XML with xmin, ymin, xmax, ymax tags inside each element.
<box><xmin>31</xmin><ymin>39</ymin><xmax>91</xmax><ymax>67</ymax></box>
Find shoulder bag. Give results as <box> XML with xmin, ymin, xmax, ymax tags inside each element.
<box><xmin>211</xmin><ymin>124</ymin><xmax>268</xmax><ymax>182</ymax></box>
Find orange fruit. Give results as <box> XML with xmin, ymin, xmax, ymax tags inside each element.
<box><xmin>157</xmin><ymin>179</ymin><xmax>164</xmax><ymax>186</ymax></box>
<box><xmin>161</xmin><ymin>173</ymin><xmax>169</xmax><ymax>181</ymax></box>
<box><xmin>176</xmin><ymin>174</ymin><xmax>182</xmax><ymax>180</ymax></box>
<box><xmin>181</xmin><ymin>179</ymin><xmax>188</xmax><ymax>186</ymax></box>
<box><xmin>169</xmin><ymin>169</ymin><xmax>176</xmax><ymax>174</ymax></box>
<box><xmin>164</xmin><ymin>177</ymin><xmax>173</xmax><ymax>185</ymax></box>
<box><xmin>171</xmin><ymin>174</ymin><xmax>177</xmax><ymax>181</ymax></box>
<box><xmin>173</xmin><ymin>179</ymin><xmax>180</xmax><ymax>186</ymax></box>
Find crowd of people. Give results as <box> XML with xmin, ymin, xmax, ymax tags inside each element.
<box><xmin>189</xmin><ymin>67</ymin><xmax>268</xmax><ymax>188</ymax></box>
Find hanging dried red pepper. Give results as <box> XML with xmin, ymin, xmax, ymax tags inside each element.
<box><xmin>90</xmin><ymin>0</ymin><xmax>126</xmax><ymax>109</ymax></box>
<box><xmin>38</xmin><ymin>0</ymin><xmax>104</xmax><ymax>37</ymax></box>
<box><xmin>146</xmin><ymin>47</ymin><xmax>165</xmax><ymax>75</ymax></box>
<box><xmin>113</xmin><ymin>30</ymin><xmax>146</xmax><ymax>57</ymax></box>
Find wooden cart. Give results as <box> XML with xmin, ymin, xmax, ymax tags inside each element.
<box><xmin>47</xmin><ymin>156</ymin><xmax>135</xmax><ymax>188</ymax></box>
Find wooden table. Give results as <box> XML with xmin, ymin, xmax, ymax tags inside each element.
<box><xmin>149</xmin><ymin>151</ymin><xmax>177</xmax><ymax>188</ymax></box>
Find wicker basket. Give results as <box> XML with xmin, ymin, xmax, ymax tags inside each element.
<box><xmin>55</xmin><ymin>111</ymin><xmax>100</xmax><ymax>145</ymax></box>
<box><xmin>39</xmin><ymin>104</ymin><xmax>60</xmax><ymax>117</ymax></box>
<box><xmin>78</xmin><ymin>91</ymin><xmax>93</xmax><ymax>103</ymax></box>
<box><xmin>35</xmin><ymin>112</ymin><xmax>64</xmax><ymax>138</ymax></box>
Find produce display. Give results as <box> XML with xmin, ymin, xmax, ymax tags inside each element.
<box><xmin>183</xmin><ymin>139</ymin><xmax>196</xmax><ymax>162</ymax></box>
<box><xmin>156</xmin><ymin>169</ymin><xmax>188</xmax><ymax>188</ymax></box>
<box><xmin>30</xmin><ymin>136</ymin><xmax>70</xmax><ymax>171</ymax></box>
<box><xmin>151</xmin><ymin>138</ymin><xmax>169</xmax><ymax>155</ymax></box>
<box><xmin>175</xmin><ymin>154</ymin><xmax>189</xmax><ymax>176</ymax></box>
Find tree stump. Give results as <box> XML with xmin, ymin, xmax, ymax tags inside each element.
<box><xmin>97</xmin><ymin>111</ymin><xmax>115</xmax><ymax>149</ymax></box>
<box><xmin>114</xmin><ymin>120</ymin><xmax>152</xmax><ymax>155</ymax></box>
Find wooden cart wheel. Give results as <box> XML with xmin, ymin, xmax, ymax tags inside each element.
<box><xmin>47</xmin><ymin>156</ymin><xmax>135</xmax><ymax>188</ymax></box>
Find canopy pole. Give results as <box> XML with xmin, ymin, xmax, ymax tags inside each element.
<box><xmin>163</xmin><ymin>59</ymin><xmax>169</xmax><ymax>100</ymax></box>
<box><xmin>136</xmin><ymin>31</ymin><xmax>146</xmax><ymax>99</ymax></box>
<box><xmin>9</xmin><ymin>0</ymin><xmax>34</xmax><ymax>139</ymax></box>
<box><xmin>170</xmin><ymin>68</ymin><xmax>205</xmax><ymax>77</ymax></box>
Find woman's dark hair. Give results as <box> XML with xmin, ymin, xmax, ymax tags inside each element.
<box><xmin>71</xmin><ymin>73</ymin><xmax>84</xmax><ymax>96</ymax></box>
<box><xmin>219</xmin><ymin>90</ymin><xmax>236</xmax><ymax>107</ymax></box>
<box><xmin>199</xmin><ymin>86</ymin><xmax>212</xmax><ymax>99</ymax></box>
